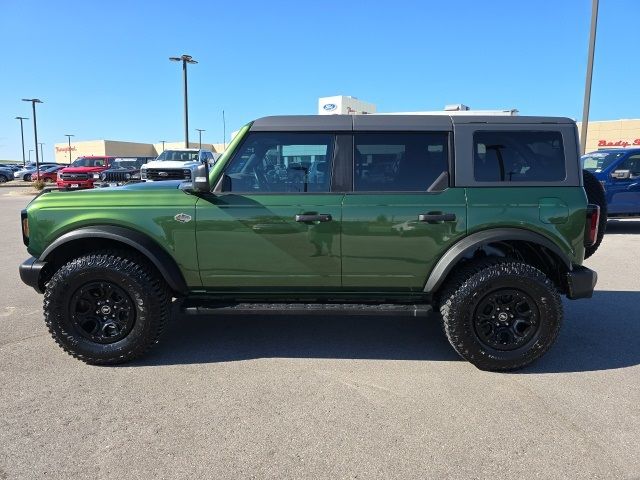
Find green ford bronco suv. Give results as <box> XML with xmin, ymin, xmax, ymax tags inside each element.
<box><xmin>19</xmin><ymin>115</ymin><xmax>603</xmax><ymax>371</ymax></box>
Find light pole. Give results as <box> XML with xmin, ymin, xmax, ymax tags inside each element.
<box><xmin>38</xmin><ymin>142</ymin><xmax>45</xmax><ymax>163</ymax></box>
<box><xmin>15</xmin><ymin>116</ymin><xmax>28</xmax><ymax>166</ymax></box>
<box><xmin>22</xmin><ymin>99</ymin><xmax>43</xmax><ymax>173</ymax></box>
<box><xmin>580</xmin><ymin>0</ymin><xmax>599</xmax><ymax>155</ymax></box>
<box><xmin>28</xmin><ymin>149</ymin><xmax>33</xmax><ymax>162</ymax></box>
<box><xmin>195</xmin><ymin>128</ymin><xmax>205</xmax><ymax>150</ymax></box>
<box><xmin>169</xmin><ymin>54</ymin><xmax>198</xmax><ymax>148</ymax></box>
<box><xmin>159</xmin><ymin>140</ymin><xmax>166</xmax><ymax>152</ymax></box>
<box><xmin>64</xmin><ymin>134</ymin><xmax>74</xmax><ymax>164</ymax></box>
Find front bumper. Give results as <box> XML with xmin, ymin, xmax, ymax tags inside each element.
<box><xmin>566</xmin><ymin>265</ymin><xmax>597</xmax><ymax>299</ymax></box>
<box><xmin>19</xmin><ymin>257</ymin><xmax>47</xmax><ymax>293</ymax></box>
<box><xmin>56</xmin><ymin>180</ymin><xmax>95</xmax><ymax>189</ymax></box>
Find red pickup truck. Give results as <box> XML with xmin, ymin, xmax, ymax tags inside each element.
<box><xmin>56</xmin><ymin>156</ymin><xmax>115</xmax><ymax>190</ymax></box>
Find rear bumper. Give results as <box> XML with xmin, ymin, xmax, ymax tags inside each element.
<box><xmin>566</xmin><ymin>265</ymin><xmax>597</xmax><ymax>300</ymax></box>
<box><xmin>19</xmin><ymin>257</ymin><xmax>46</xmax><ymax>293</ymax></box>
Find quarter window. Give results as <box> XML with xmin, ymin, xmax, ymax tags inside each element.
<box><xmin>354</xmin><ymin>133</ymin><xmax>449</xmax><ymax>191</ymax></box>
<box><xmin>474</xmin><ymin>131</ymin><xmax>566</xmax><ymax>182</ymax></box>
<box><xmin>224</xmin><ymin>132</ymin><xmax>334</xmax><ymax>193</ymax></box>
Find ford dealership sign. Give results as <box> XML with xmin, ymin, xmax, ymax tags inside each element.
<box><xmin>323</xmin><ymin>103</ymin><xmax>337</xmax><ymax>111</ymax></box>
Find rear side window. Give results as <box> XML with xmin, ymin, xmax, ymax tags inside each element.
<box><xmin>474</xmin><ymin>131</ymin><xmax>566</xmax><ymax>182</ymax></box>
<box><xmin>354</xmin><ymin>133</ymin><xmax>448</xmax><ymax>191</ymax></box>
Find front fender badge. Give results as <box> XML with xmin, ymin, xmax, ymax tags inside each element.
<box><xmin>174</xmin><ymin>213</ymin><xmax>192</xmax><ymax>223</ymax></box>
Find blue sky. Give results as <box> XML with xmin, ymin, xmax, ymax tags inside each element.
<box><xmin>0</xmin><ymin>0</ymin><xmax>637</xmax><ymax>161</ymax></box>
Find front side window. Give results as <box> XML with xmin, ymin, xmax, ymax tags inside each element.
<box><xmin>474</xmin><ymin>131</ymin><xmax>566</xmax><ymax>182</ymax></box>
<box><xmin>223</xmin><ymin>132</ymin><xmax>334</xmax><ymax>193</ymax></box>
<box><xmin>617</xmin><ymin>155</ymin><xmax>640</xmax><ymax>178</ymax></box>
<box><xmin>354</xmin><ymin>133</ymin><xmax>448</xmax><ymax>191</ymax></box>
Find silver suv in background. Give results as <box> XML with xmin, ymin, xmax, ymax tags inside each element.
<box><xmin>140</xmin><ymin>149</ymin><xmax>220</xmax><ymax>182</ymax></box>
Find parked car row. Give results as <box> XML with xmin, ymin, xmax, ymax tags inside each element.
<box><xmin>53</xmin><ymin>148</ymin><xmax>219</xmax><ymax>190</ymax></box>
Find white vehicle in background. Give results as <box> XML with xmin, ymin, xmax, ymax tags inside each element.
<box><xmin>140</xmin><ymin>148</ymin><xmax>220</xmax><ymax>182</ymax></box>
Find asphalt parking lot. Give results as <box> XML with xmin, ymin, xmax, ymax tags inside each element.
<box><xmin>1</xmin><ymin>185</ymin><xmax>639</xmax><ymax>480</ymax></box>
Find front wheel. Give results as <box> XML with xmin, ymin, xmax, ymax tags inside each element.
<box><xmin>0</xmin><ymin>174</ymin><xmax>8</xmax><ymax>183</ymax></box>
<box><xmin>439</xmin><ymin>258</ymin><xmax>562</xmax><ymax>371</ymax></box>
<box><xmin>44</xmin><ymin>251</ymin><xmax>171</xmax><ymax>364</ymax></box>
<box><xmin>24</xmin><ymin>174</ymin><xmax>32</xmax><ymax>181</ymax></box>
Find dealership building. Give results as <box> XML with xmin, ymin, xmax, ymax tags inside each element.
<box><xmin>50</xmin><ymin>96</ymin><xmax>639</xmax><ymax>163</ymax></box>
<box><xmin>53</xmin><ymin>140</ymin><xmax>225</xmax><ymax>164</ymax></box>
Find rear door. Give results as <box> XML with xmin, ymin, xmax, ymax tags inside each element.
<box><xmin>341</xmin><ymin>126</ymin><xmax>467</xmax><ymax>291</ymax></box>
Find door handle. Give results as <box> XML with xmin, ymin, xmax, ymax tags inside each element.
<box><xmin>295</xmin><ymin>214</ymin><xmax>332</xmax><ymax>223</ymax></box>
<box><xmin>418</xmin><ymin>213</ymin><xmax>456</xmax><ymax>223</ymax></box>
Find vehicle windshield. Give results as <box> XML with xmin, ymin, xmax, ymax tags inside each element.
<box><xmin>582</xmin><ymin>152</ymin><xmax>626</xmax><ymax>172</ymax></box>
<box><xmin>155</xmin><ymin>150</ymin><xmax>199</xmax><ymax>162</ymax></box>
<box><xmin>70</xmin><ymin>157</ymin><xmax>108</xmax><ymax>167</ymax></box>
<box><xmin>111</xmin><ymin>158</ymin><xmax>144</xmax><ymax>169</ymax></box>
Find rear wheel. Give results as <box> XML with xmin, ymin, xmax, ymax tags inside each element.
<box><xmin>44</xmin><ymin>251</ymin><xmax>171</xmax><ymax>364</ymax></box>
<box><xmin>24</xmin><ymin>174</ymin><xmax>32</xmax><ymax>181</ymax></box>
<box><xmin>0</xmin><ymin>174</ymin><xmax>8</xmax><ymax>183</ymax></box>
<box><xmin>439</xmin><ymin>258</ymin><xmax>562</xmax><ymax>371</ymax></box>
<box><xmin>583</xmin><ymin>169</ymin><xmax>606</xmax><ymax>259</ymax></box>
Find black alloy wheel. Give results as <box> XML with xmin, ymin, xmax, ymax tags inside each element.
<box><xmin>69</xmin><ymin>281</ymin><xmax>136</xmax><ymax>344</ymax></box>
<box><xmin>473</xmin><ymin>288</ymin><xmax>540</xmax><ymax>351</ymax></box>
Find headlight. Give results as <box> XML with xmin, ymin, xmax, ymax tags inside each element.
<box><xmin>140</xmin><ymin>169</ymin><xmax>147</xmax><ymax>179</ymax></box>
<box><xmin>99</xmin><ymin>172</ymin><xmax>106</xmax><ymax>181</ymax></box>
<box><xmin>93</xmin><ymin>173</ymin><xmax>100</xmax><ymax>179</ymax></box>
<box><xmin>125</xmin><ymin>173</ymin><xmax>131</xmax><ymax>180</ymax></box>
<box><xmin>183</xmin><ymin>169</ymin><xmax>191</xmax><ymax>180</ymax></box>
<box><xmin>130</xmin><ymin>172</ymin><xmax>141</xmax><ymax>179</ymax></box>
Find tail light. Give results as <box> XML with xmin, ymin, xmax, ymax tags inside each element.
<box><xmin>585</xmin><ymin>204</ymin><xmax>600</xmax><ymax>247</ymax></box>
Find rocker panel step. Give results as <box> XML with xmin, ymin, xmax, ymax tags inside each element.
<box><xmin>180</xmin><ymin>302</ymin><xmax>433</xmax><ymax>317</ymax></box>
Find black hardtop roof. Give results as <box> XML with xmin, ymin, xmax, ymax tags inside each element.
<box><xmin>251</xmin><ymin>114</ymin><xmax>576</xmax><ymax>132</ymax></box>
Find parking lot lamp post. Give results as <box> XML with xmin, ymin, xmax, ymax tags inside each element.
<box><xmin>580</xmin><ymin>0</ymin><xmax>599</xmax><ymax>155</ymax></box>
<box><xmin>169</xmin><ymin>54</ymin><xmax>198</xmax><ymax>148</ymax></box>
<box><xmin>196</xmin><ymin>129</ymin><xmax>205</xmax><ymax>150</ymax></box>
<box><xmin>15</xmin><ymin>116</ymin><xmax>28</xmax><ymax>166</ymax></box>
<box><xmin>160</xmin><ymin>140</ymin><xmax>166</xmax><ymax>152</ymax></box>
<box><xmin>22</xmin><ymin>99</ymin><xmax>43</xmax><ymax>173</ymax></box>
<box><xmin>28</xmin><ymin>149</ymin><xmax>33</xmax><ymax>162</ymax></box>
<box><xmin>64</xmin><ymin>134</ymin><xmax>74</xmax><ymax>164</ymax></box>
<box><xmin>38</xmin><ymin>143</ymin><xmax>45</xmax><ymax>163</ymax></box>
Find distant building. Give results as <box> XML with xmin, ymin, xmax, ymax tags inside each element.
<box><xmin>318</xmin><ymin>96</ymin><xmax>377</xmax><ymax>115</ymax></box>
<box><xmin>53</xmin><ymin>140</ymin><xmax>226</xmax><ymax>164</ymax></box>
<box><xmin>577</xmin><ymin>119</ymin><xmax>640</xmax><ymax>153</ymax></box>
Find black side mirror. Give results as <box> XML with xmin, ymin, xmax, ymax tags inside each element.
<box><xmin>192</xmin><ymin>163</ymin><xmax>210</xmax><ymax>192</ymax></box>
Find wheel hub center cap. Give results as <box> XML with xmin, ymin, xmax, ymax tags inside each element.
<box><xmin>498</xmin><ymin>312</ymin><xmax>509</xmax><ymax>321</ymax></box>
<box><xmin>100</xmin><ymin>305</ymin><xmax>112</xmax><ymax>315</ymax></box>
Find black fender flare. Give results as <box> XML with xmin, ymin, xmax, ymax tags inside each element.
<box><xmin>40</xmin><ymin>225</ymin><xmax>189</xmax><ymax>295</ymax></box>
<box><xmin>423</xmin><ymin>228</ymin><xmax>573</xmax><ymax>293</ymax></box>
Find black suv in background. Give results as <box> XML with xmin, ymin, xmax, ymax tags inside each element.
<box><xmin>96</xmin><ymin>157</ymin><xmax>154</xmax><ymax>187</ymax></box>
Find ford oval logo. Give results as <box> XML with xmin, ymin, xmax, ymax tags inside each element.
<box><xmin>323</xmin><ymin>103</ymin><xmax>337</xmax><ymax>111</ymax></box>
<box><xmin>158</xmin><ymin>171</ymin><xmax>169</xmax><ymax>177</ymax></box>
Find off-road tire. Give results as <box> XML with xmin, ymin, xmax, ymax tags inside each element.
<box><xmin>583</xmin><ymin>169</ymin><xmax>606</xmax><ymax>259</ymax></box>
<box><xmin>439</xmin><ymin>258</ymin><xmax>562</xmax><ymax>371</ymax></box>
<box><xmin>44</xmin><ymin>251</ymin><xmax>171</xmax><ymax>365</ymax></box>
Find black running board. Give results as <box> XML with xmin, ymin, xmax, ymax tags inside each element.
<box><xmin>180</xmin><ymin>301</ymin><xmax>433</xmax><ymax>317</ymax></box>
